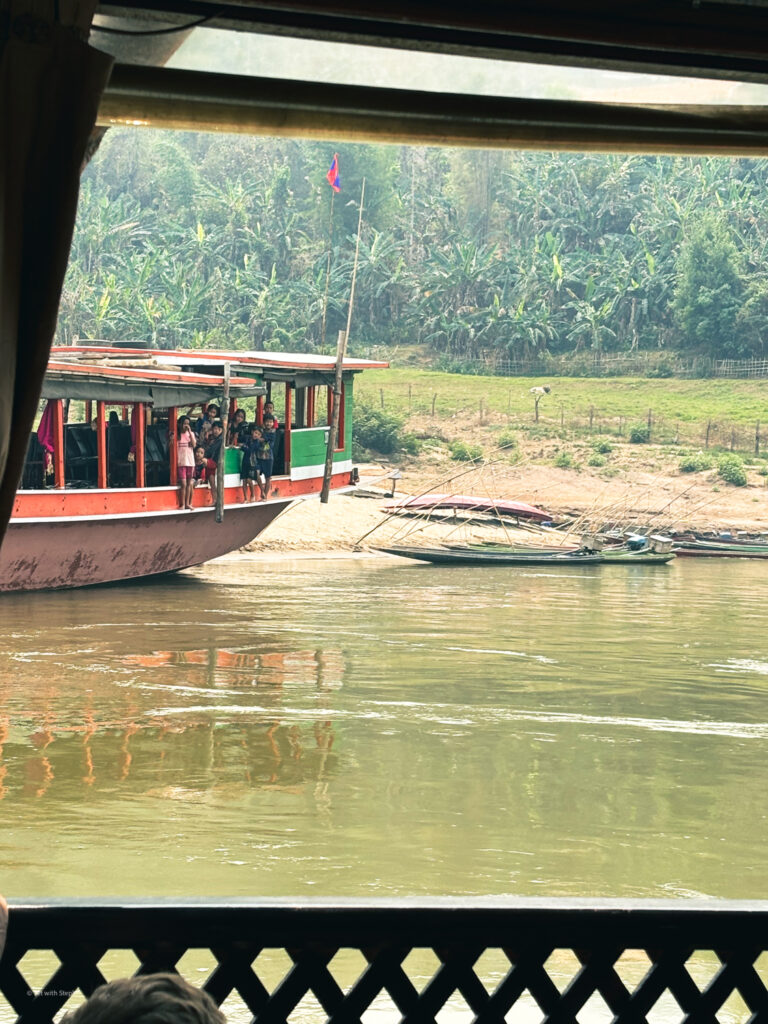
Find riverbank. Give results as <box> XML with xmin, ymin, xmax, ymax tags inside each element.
<box><xmin>248</xmin><ymin>443</ymin><xmax>768</xmax><ymax>554</ymax></box>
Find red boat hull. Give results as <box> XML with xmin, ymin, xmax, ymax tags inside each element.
<box><xmin>0</xmin><ymin>500</ymin><xmax>290</xmax><ymax>592</ymax></box>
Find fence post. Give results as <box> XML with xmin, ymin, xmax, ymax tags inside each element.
<box><xmin>589</xmin><ymin>406</ymin><xmax>594</xmax><ymax>430</ymax></box>
<box><xmin>731</xmin><ymin>428</ymin><xmax>736</xmax><ymax>451</ymax></box>
<box><xmin>432</xmin><ymin>394</ymin><xmax>437</xmax><ymax>417</ymax></box>
<box><xmin>380</xmin><ymin>389</ymin><xmax>384</xmax><ymax>409</ymax></box>
<box><xmin>647</xmin><ymin>408</ymin><xmax>653</xmax><ymax>439</ymax></box>
<box><xmin>756</xmin><ymin>421</ymin><xmax>761</xmax><ymax>456</ymax></box>
<box><xmin>705</xmin><ymin>420</ymin><xmax>712</xmax><ymax>448</ymax></box>
<box><xmin>408</xmin><ymin>384</ymin><xmax>412</xmax><ymax>411</ymax></box>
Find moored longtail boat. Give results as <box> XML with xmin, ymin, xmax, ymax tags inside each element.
<box><xmin>672</xmin><ymin>534</ymin><xmax>768</xmax><ymax>558</ymax></box>
<box><xmin>378</xmin><ymin>540</ymin><xmax>675</xmax><ymax>566</ymax></box>
<box><xmin>384</xmin><ymin>493</ymin><xmax>552</xmax><ymax>522</ymax></box>
<box><xmin>1</xmin><ymin>346</ymin><xmax>386</xmax><ymax>592</ymax></box>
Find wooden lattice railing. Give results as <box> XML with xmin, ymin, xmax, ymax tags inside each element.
<box><xmin>1</xmin><ymin>899</ymin><xmax>768</xmax><ymax>1023</ymax></box>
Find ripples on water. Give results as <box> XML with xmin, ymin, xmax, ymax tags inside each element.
<box><xmin>1</xmin><ymin>556</ymin><xmax>767</xmax><ymax>903</ymax></box>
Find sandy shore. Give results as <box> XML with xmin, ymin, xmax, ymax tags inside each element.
<box><xmin>246</xmin><ymin>457</ymin><xmax>768</xmax><ymax>556</ymax></box>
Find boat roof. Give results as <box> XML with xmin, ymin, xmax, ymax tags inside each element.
<box><xmin>50</xmin><ymin>345</ymin><xmax>389</xmax><ymax>375</ymax></box>
<box><xmin>43</xmin><ymin>357</ymin><xmax>264</xmax><ymax>405</ymax></box>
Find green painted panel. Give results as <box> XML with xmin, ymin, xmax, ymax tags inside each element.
<box><xmin>225</xmin><ymin>447</ymin><xmax>242</xmax><ymax>474</ymax></box>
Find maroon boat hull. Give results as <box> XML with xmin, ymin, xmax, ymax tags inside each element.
<box><xmin>0</xmin><ymin>501</ymin><xmax>290</xmax><ymax>592</ymax></box>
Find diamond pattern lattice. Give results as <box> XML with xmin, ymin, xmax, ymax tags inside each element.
<box><xmin>3</xmin><ymin>901</ymin><xmax>768</xmax><ymax>1024</ymax></box>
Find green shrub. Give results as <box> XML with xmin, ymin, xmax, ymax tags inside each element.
<box><xmin>759</xmin><ymin>465</ymin><xmax>768</xmax><ymax>477</ymax></box>
<box><xmin>717</xmin><ymin>453</ymin><xmax>747</xmax><ymax>486</ymax></box>
<box><xmin>587</xmin><ymin>454</ymin><xmax>606</xmax><ymax>467</ymax></box>
<box><xmin>496</xmin><ymin>430</ymin><xmax>518</xmax><ymax>451</ymax></box>
<box><xmin>593</xmin><ymin>439</ymin><xmax>613</xmax><ymax>454</ymax></box>
<box><xmin>679</xmin><ymin>452</ymin><xmax>714</xmax><ymax>473</ymax></box>
<box><xmin>399</xmin><ymin>433</ymin><xmax>422</xmax><ymax>456</ymax></box>
<box><xmin>352</xmin><ymin>402</ymin><xmax>405</xmax><ymax>457</ymax></box>
<box><xmin>554</xmin><ymin>451</ymin><xmax>573</xmax><ymax>469</ymax></box>
<box><xmin>646</xmin><ymin>358</ymin><xmax>676</xmax><ymax>378</ymax></box>
<box><xmin>450</xmin><ymin>440</ymin><xmax>483</xmax><ymax>462</ymax></box>
<box><xmin>628</xmin><ymin>424</ymin><xmax>650</xmax><ymax>444</ymax></box>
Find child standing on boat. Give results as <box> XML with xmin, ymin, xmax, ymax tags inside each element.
<box><xmin>240</xmin><ymin>424</ymin><xmax>262</xmax><ymax>503</ymax></box>
<box><xmin>203</xmin><ymin>421</ymin><xmax>224</xmax><ymax>499</ymax></box>
<box><xmin>176</xmin><ymin>416</ymin><xmax>196</xmax><ymax>510</ymax></box>
<box><xmin>257</xmin><ymin>416</ymin><xmax>275</xmax><ymax>500</ymax></box>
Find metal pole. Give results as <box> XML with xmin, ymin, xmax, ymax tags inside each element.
<box><xmin>216</xmin><ymin>362</ymin><xmax>230</xmax><ymax>523</ymax></box>
<box><xmin>344</xmin><ymin>177</ymin><xmax>365</xmax><ymax>342</ymax></box>
<box><xmin>320</xmin><ymin>189</ymin><xmax>335</xmax><ymax>348</ymax></box>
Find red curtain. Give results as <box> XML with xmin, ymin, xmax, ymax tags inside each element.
<box><xmin>0</xmin><ymin>1</ymin><xmax>112</xmax><ymax>541</ymax></box>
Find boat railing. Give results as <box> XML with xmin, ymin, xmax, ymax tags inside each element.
<box><xmin>2</xmin><ymin>898</ymin><xmax>768</xmax><ymax>1022</ymax></box>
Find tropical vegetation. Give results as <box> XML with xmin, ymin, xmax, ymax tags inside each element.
<box><xmin>59</xmin><ymin>130</ymin><xmax>768</xmax><ymax>361</ymax></box>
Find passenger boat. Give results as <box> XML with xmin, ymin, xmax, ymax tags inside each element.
<box><xmin>1</xmin><ymin>345</ymin><xmax>385</xmax><ymax>592</ymax></box>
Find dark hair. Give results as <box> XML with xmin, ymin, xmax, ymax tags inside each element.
<box><xmin>177</xmin><ymin>417</ymin><xmax>191</xmax><ymax>437</ymax></box>
<box><xmin>108</xmin><ymin>411</ymin><xmax>120</xmax><ymax>426</ymax></box>
<box><xmin>60</xmin><ymin>974</ymin><xmax>225</xmax><ymax>1024</ymax></box>
<box><xmin>212</xmin><ymin>420</ymin><xmax>223</xmax><ymax>430</ymax></box>
<box><xmin>262</xmin><ymin>415</ymin><xmax>275</xmax><ymax>426</ymax></box>
<box><xmin>207</xmin><ymin>405</ymin><xmax>219</xmax><ymax>414</ymax></box>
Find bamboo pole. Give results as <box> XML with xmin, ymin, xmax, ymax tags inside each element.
<box><xmin>215</xmin><ymin>362</ymin><xmax>230</xmax><ymax>524</ymax></box>
<box><xmin>322</xmin><ymin>177</ymin><xmax>365</xmax><ymax>504</ymax></box>
<box><xmin>320</xmin><ymin>188</ymin><xmax>335</xmax><ymax>348</ymax></box>
<box><xmin>356</xmin><ymin>448</ymin><xmax>534</xmax><ymax>547</ymax></box>
<box><xmin>320</xmin><ymin>330</ymin><xmax>346</xmax><ymax>504</ymax></box>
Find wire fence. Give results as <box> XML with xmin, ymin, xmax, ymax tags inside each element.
<box><xmin>467</xmin><ymin>353</ymin><xmax>768</xmax><ymax>379</ymax></box>
<box><xmin>361</xmin><ymin>381</ymin><xmax>766</xmax><ymax>456</ymax></box>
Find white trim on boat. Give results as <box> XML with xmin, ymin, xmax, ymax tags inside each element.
<box><xmin>290</xmin><ymin>459</ymin><xmax>352</xmax><ymax>482</ymax></box>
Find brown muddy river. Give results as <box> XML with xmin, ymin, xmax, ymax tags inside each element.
<box><xmin>1</xmin><ymin>552</ymin><xmax>767</xmax><ymax>903</ymax></box>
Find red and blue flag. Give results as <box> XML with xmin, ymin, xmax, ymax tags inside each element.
<box><xmin>326</xmin><ymin>153</ymin><xmax>341</xmax><ymax>193</ymax></box>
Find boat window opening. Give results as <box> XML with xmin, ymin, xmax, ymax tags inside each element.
<box><xmin>16</xmin><ymin>400</ymin><xmax>180</xmax><ymax>491</ymax></box>
<box><xmin>293</xmin><ymin>387</ymin><xmax>309</xmax><ymax>429</ymax></box>
<box><xmin>324</xmin><ymin>383</ymin><xmax>346</xmax><ymax>452</ymax></box>
<box><xmin>313</xmin><ymin>387</ymin><xmax>328</xmax><ymax>429</ymax></box>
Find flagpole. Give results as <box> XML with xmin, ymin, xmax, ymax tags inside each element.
<box><xmin>344</xmin><ymin>176</ymin><xmax>365</xmax><ymax>343</ymax></box>
<box><xmin>320</xmin><ymin>188</ymin><xmax>335</xmax><ymax>349</ymax></box>
<box><xmin>321</xmin><ymin>176</ymin><xmax>365</xmax><ymax>504</ymax></box>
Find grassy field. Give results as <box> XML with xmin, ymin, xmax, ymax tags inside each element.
<box><xmin>355</xmin><ymin>369</ymin><xmax>768</xmax><ymax>452</ymax></box>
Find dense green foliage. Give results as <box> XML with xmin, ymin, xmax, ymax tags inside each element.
<box><xmin>628</xmin><ymin>425</ymin><xmax>651</xmax><ymax>444</ymax></box>
<box><xmin>679</xmin><ymin>452</ymin><xmax>715</xmax><ymax>473</ymax></box>
<box><xmin>716</xmin><ymin>453</ymin><xmax>748</xmax><ymax>486</ymax></box>
<box><xmin>60</xmin><ymin>131</ymin><xmax>768</xmax><ymax>359</ymax></box>
<box><xmin>351</xmin><ymin>403</ymin><xmax>406</xmax><ymax>457</ymax></box>
<box><xmin>449</xmin><ymin>441</ymin><xmax>483</xmax><ymax>462</ymax></box>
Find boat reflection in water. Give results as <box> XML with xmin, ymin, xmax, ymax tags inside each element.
<box><xmin>0</xmin><ymin>644</ymin><xmax>345</xmax><ymax>803</ymax></box>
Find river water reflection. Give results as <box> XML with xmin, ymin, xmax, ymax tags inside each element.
<box><xmin>1</xmin><ymin>554</ymin><xmax>768</xmax><ymax>900</ymax></box>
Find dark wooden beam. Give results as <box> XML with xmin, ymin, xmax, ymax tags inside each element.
<box><xmin>96</xmin><ymin>1</ymin><xmax>768</xmax><ymax>82</ymax></box>
<box><xmin>100</xmin><ymin>63</ymin><xmax>768</xmax><ymax>153</ymax></box>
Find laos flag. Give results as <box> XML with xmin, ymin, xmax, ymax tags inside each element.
<box><xmin>326</xmin><ymin>153</ymin><xmax>341</xmax><ymax>192</ymax></box>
